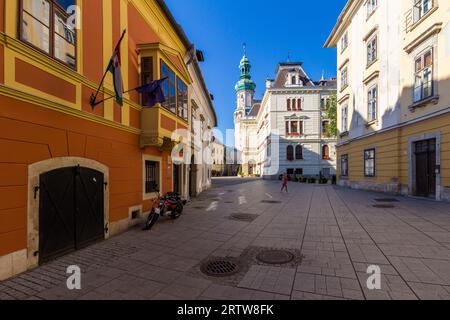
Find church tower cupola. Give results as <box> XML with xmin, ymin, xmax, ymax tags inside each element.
<box><xmin>235</xmin><ymin>45</ymin><xmax>256</xmax><ymax>115</ymax></box>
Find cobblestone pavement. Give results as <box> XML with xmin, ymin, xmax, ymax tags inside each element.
<box><xmin>2</xmin><ymin>177</ymin><xmax>450</xmax><ymax>300</ymax></box>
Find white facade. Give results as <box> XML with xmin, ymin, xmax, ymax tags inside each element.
<box><xmin>330</xmin><ymin>0</ymin><xmax>402</xmax><ymax>141</ymax></box>
<box><xmin>185</xmin><ymin>50</ymin><xmax>217</xmax><ymax>197</ymax></box>
<box><xmin>234</xmin><ymin>58</ymin><xmax>338</xmax><ymax>179</ymax></box>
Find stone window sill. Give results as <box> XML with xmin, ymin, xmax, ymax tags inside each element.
<box><xmin>365</xmin><ymin>120</ymin><xmax>378</xmax><ymax>128</ymax></box>
<box><xmin>409</xmin><ymin>95</ymin><xmax>439</xmax><ymax>112</ymax></box>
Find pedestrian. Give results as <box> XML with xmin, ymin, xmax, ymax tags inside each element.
<box><xmin>281</xmin><ymin>173</ymin><xmax>289</xmax><ymax>193</ymax></box>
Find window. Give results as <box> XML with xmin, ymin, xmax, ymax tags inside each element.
<box><xmin>341</xmin><ymin>67</ymin><xmax>348</xmax><ymax>90</ymax></box>
<box><xmin>145</xmin><ymin>161</ymin><xmax>159</xmax><ymax>193</ymax></box>
<box><xmin>295</xmin><ymin>145</ymin><xmax>303</xmax><ymax>160</ymax></box>
<box><xmin>341</xmin><ymin>104</ymin><xmax>348</xmax><ymax>132</ymax></box>
<box><xmin>295</xmin><ymin>168</ymin><xmax>304</xmax><ymax>175</ymax></box>
<box><xmin>287</xmin><ymin>99</ymin><xmax>291</xmax><ymax>111</ymax></box>
<box><xmin>287</xmin><ymin>146</ymin><xmax>294</xmax><ymax>161</ymax></box>
<box><xmin>414</xmin><ymin>49</ymin><xmax>433</xmax><ymax>103</ymax></box>
<box><xmin>322</xmin><ymin>145</ymin><xmax>330</xmax><ymax>160</ymax></box>
<box><xmin>341</xmin><ymin>32</ymin><xmax>348</xmax><ymax>52</ymax></box>
<box><xmin>291</xmin><ymin>76</ymin><xmax>297</xmax><ymax>85</ymax></box>
<box><xmin>364</xmin><ymin>149</ymin><xmax>376</xmax><ymax>177</ymax></box>
<box><xmin>177</xmin><ymin>78</ymin><xmax>188</xmax><ymax>120</ymax></box>
<box><xmin>141</xmin><ymin>57</ymin><xmax>153</xmax><ymax>106</ymax></box>
<box><xmin>322</xmin><ymin>121</ymin><xmax>330</xmax><ymax>136</ymax></box>
<box><xmin>267</xmin><ymin>137</ymin><xmax>271</xmax><ymax>157</ymax></box>
<box><xmin>20</xmin><ymin>0</ymin><xmax>77</xmax><ymax>68</ymax></box>
<box><xmin>413</xmin><ymin>0</ymin><xmax>433</xmax><ymax>23</ymax></box>
<box><xmin>297</xmin><ymin>99</ymin><xmax>303</xmax><ymax>110</ymax></box>
<box><xmin>341</xmin><ymin>154</ymin><xmax>348</xmax><ymax>177</ymax></box>
<box><xmin>286</xmin><ymin>121</ymin><xmax>303</xmax><ymax>136</ymax></box>
<box><xmin>292</xmin><ymin>99</ymin><xmax>297</xmax><ymax>111</ymax></box>
<box><xmin>367</xmin><ymin>0</ymin><xmax>378</xmax><ymax>17</ymax></box>
<box><xmin>291</xmin><ymin>121</ymin><xmax>298</xmax><ymax>134</ymax></box>
<box><xmin>321</xmin><ymin>97</ymin><xmax>327</xmax><ymax>110</ymax></box>
<box><xmin>367</xmin><ymin>85</ymin><xmax>378</xmax><ymax>122</ymax></box>
<box><xmin>161</xmin><ymin>61</ymin><xmax>176</xmax><ymax>113</ymax></box>
<box><xmin>161</xmin><ymin>60</ymin><xmax>189</xmax><ymax>119</ymax></box>
<box><xmin>287</xmin><ymin>169</ymin><xmax>295</xmax><ymax>175</ymax></box>
<box><xmin>367</xmin><ymin>35</ymin><xmax>377</xmax><ymax>65</ymax></box>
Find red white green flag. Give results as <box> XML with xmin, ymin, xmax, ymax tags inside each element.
<box><xmin>108</xmin><ymin>47</ymin><xmax>124</xmax><ymax>106</ymax></box>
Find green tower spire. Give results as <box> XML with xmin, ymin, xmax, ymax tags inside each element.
<box><xmin>235</xmin><ymin>45</ymin><xmax>256</xmax><ymax>92</ymax></box>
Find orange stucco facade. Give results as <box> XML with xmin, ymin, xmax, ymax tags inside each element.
<box><xmin>0</xmin><ymin>0</ymin><xmax>194</xmax><ymax>279</ymax></box>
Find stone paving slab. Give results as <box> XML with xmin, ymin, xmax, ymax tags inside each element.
<box><xmin>2</xmin><ymin>178</ymin><xmax>450</xmax><ymax>300</ymax></box>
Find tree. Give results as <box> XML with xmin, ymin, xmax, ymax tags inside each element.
<box><xmin>237</xmin><ymin>165</ymin><xmax>243</xmax><ymax>177</ymax></box>
<box><xmin>325</xmin><ymin>93</ymin><xmax>338</xmax><ymax>137</ymax></box>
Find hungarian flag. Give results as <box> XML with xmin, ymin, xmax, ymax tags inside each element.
<box><xmin>108</xmin><ymin>47</ymin><xmax>124</xmax><ymax>106</ymax></box>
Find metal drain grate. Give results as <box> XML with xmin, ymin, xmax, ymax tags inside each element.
<box><xmin>261</xmin><ymin>200</ymin><xmax>282</xmax><ymax>204</ymax></box>
<box><xmin>373</xmin><ymin>204</ymin><xmax>395</xmax><ymax>209</ymax></box>
<box><xmin>230</xmin><ymin>213</ymin><xmax>259</xmax><ymax>222</ymax></box>
<box><xmin>201</xmin><ymin>258</ymin><xmax>240</xmax><ymax>277</ymax></box>
<box><xmin>375</xmin><ymin>198</ymin><xmax>399</xmax><ymax>203</ymax></box>
<box><xmin>256</xmin><ymin>250</ymin><xmax>295</xmax><ymax>265</ymax></box>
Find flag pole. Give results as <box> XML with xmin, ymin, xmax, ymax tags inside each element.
<box><xmin>90</xmin><ymin>29</ymin><xmax>127</xmax><ymax>108</ymax></box>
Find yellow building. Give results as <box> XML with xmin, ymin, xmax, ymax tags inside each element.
<box><xmin>325</xmin><ymin>0</ymin><xmax>450</xmax><ymax>201</ymax></box>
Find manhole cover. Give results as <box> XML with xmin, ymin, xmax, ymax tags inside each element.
<box><xmin>201</xmin><ymin>258</ymin><xmax>240</xmax><ymax>277</ymax></box>
<box><xmin>256</xmin><ymin>250</ymin><xmax>295</xmax><ymax>265</ymax></box>
<box><xmin>373</xmin><ymin>204</ymin><xmax>395</xmax><ymax>209</ymax></box>
<box><xmin>261</xmin><ymin>200</ymin><xmax>282</xmax><ymax>204</ymax></box>
<box><xmin>230</xmin><ymin>213</ymin><xmax>259</xmax><ymax>222</ymax></box>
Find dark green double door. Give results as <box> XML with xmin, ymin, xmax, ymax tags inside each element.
<box><xmin>39</xmin><ymin>166</ymin><xmax>105</xmax><ymax>264</ymax></box>
<box><xmin>415</xmin><ymin>139</ymin><xmax>436</xmax><ymax>198</ymax></box>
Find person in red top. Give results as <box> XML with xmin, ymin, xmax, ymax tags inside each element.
<box><xmin>281</xmin><ymin>173</ymin><xmax>289</xmax><ymax>193</ymax></box>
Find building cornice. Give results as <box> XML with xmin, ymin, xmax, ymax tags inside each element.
<box><xmin>324</xmin><ymin>0</ymin><xmax>364</xmax><ymax>48</ymax></box>
<box><xmin>403</xmin><ymin>22</ymin><xmax>443</xmax><ymax>54</ymax></box>
<box><xmin>337</xmin><ymin>105</ymin><xmax>450</xmax><ymax>147</ymax></box>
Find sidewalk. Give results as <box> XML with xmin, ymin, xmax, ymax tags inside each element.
<box><xmin>1</xmin><ymin>178</ymin><xmax>450</xmax><ymax>300</ymax></box>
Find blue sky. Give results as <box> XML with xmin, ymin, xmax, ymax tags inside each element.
<box><xmin>165</xmin><ymin>0</ymin><xmax>346</xmax><ymax>145</ymax></box>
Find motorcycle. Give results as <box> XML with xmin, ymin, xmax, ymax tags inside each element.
<box><xmin>144</xmin><ymin>191</ymin><xmax>187</xmax><ymax>231</ymax></box>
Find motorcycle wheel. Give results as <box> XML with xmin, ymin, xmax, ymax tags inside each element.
<box><xmin>144</xmin><ymin>212</ymin><xmax>159</xmax><ymax>230</ymax></box>
<box><xmin>170</xmin><ymin>207</ymin><xmax>182</xmax><ymax>220</ymax></box>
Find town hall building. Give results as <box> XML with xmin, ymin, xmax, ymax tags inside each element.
<box><xmin>234</xmin><ymin>53</ymin><xmax>338</xmax><ymax>179</ymax></box>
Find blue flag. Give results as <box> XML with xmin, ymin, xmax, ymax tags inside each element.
<box><xmin>135</xmin><ymin>78</ymin><xmax>167</xmax><ymax>108</ymax></box>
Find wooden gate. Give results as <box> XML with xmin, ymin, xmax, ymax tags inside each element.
<box><xmin>39</xmin><ymin>166</ymin><xmax>105</xmax><ymax>264</ymax></box>
<box><xmin>415</xmin><ymin>139</ymin><xmax>436</xmax><ymax>198</ymax></box>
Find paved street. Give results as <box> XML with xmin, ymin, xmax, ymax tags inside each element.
<box><xmin>2</xmin><ymin>178</ymin><xmax>450</xmax><ymax>300</ymax></box>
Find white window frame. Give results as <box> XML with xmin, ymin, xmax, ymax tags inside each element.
<box><xmin>341</xmin><ymin>154</ymin><xmax>349</xmax><ymax>177</ymax></box>
<box><xmin>367</xmin><ymin>85</ymin><xmax>378</xmax><ymax>122</ymax></box>
<box><xmin>367</xmin><ymin>0</ymin><xmax>378</xmax><ymax>17</ymax></box>
<box><xmin>413</xmin><ymin>0</ymin><xmax>433</xmax><ymax>23</ymax></box>
<box><xmin>367</xmin><ymin>34</ymin><xmax>378</xmax><ymax>66</ymax></box>
<box><xmin>341</xmin><ymin>104</ymin><xmax>348</xmax><ymax>133</ymax></box>
<box><xmin>414</xmin><ymin>48</ymin><xmax>434</xmax><ymax>103</ymax></box>
<box><xmin>340</xmin><ymin>67</ymin><xmax>348</xmax><ymax>90</ymax></box>
<box><xmin>341</xmin><ymin>32</ymin><xmax>349</xmax><ymax>53</ymax></box>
